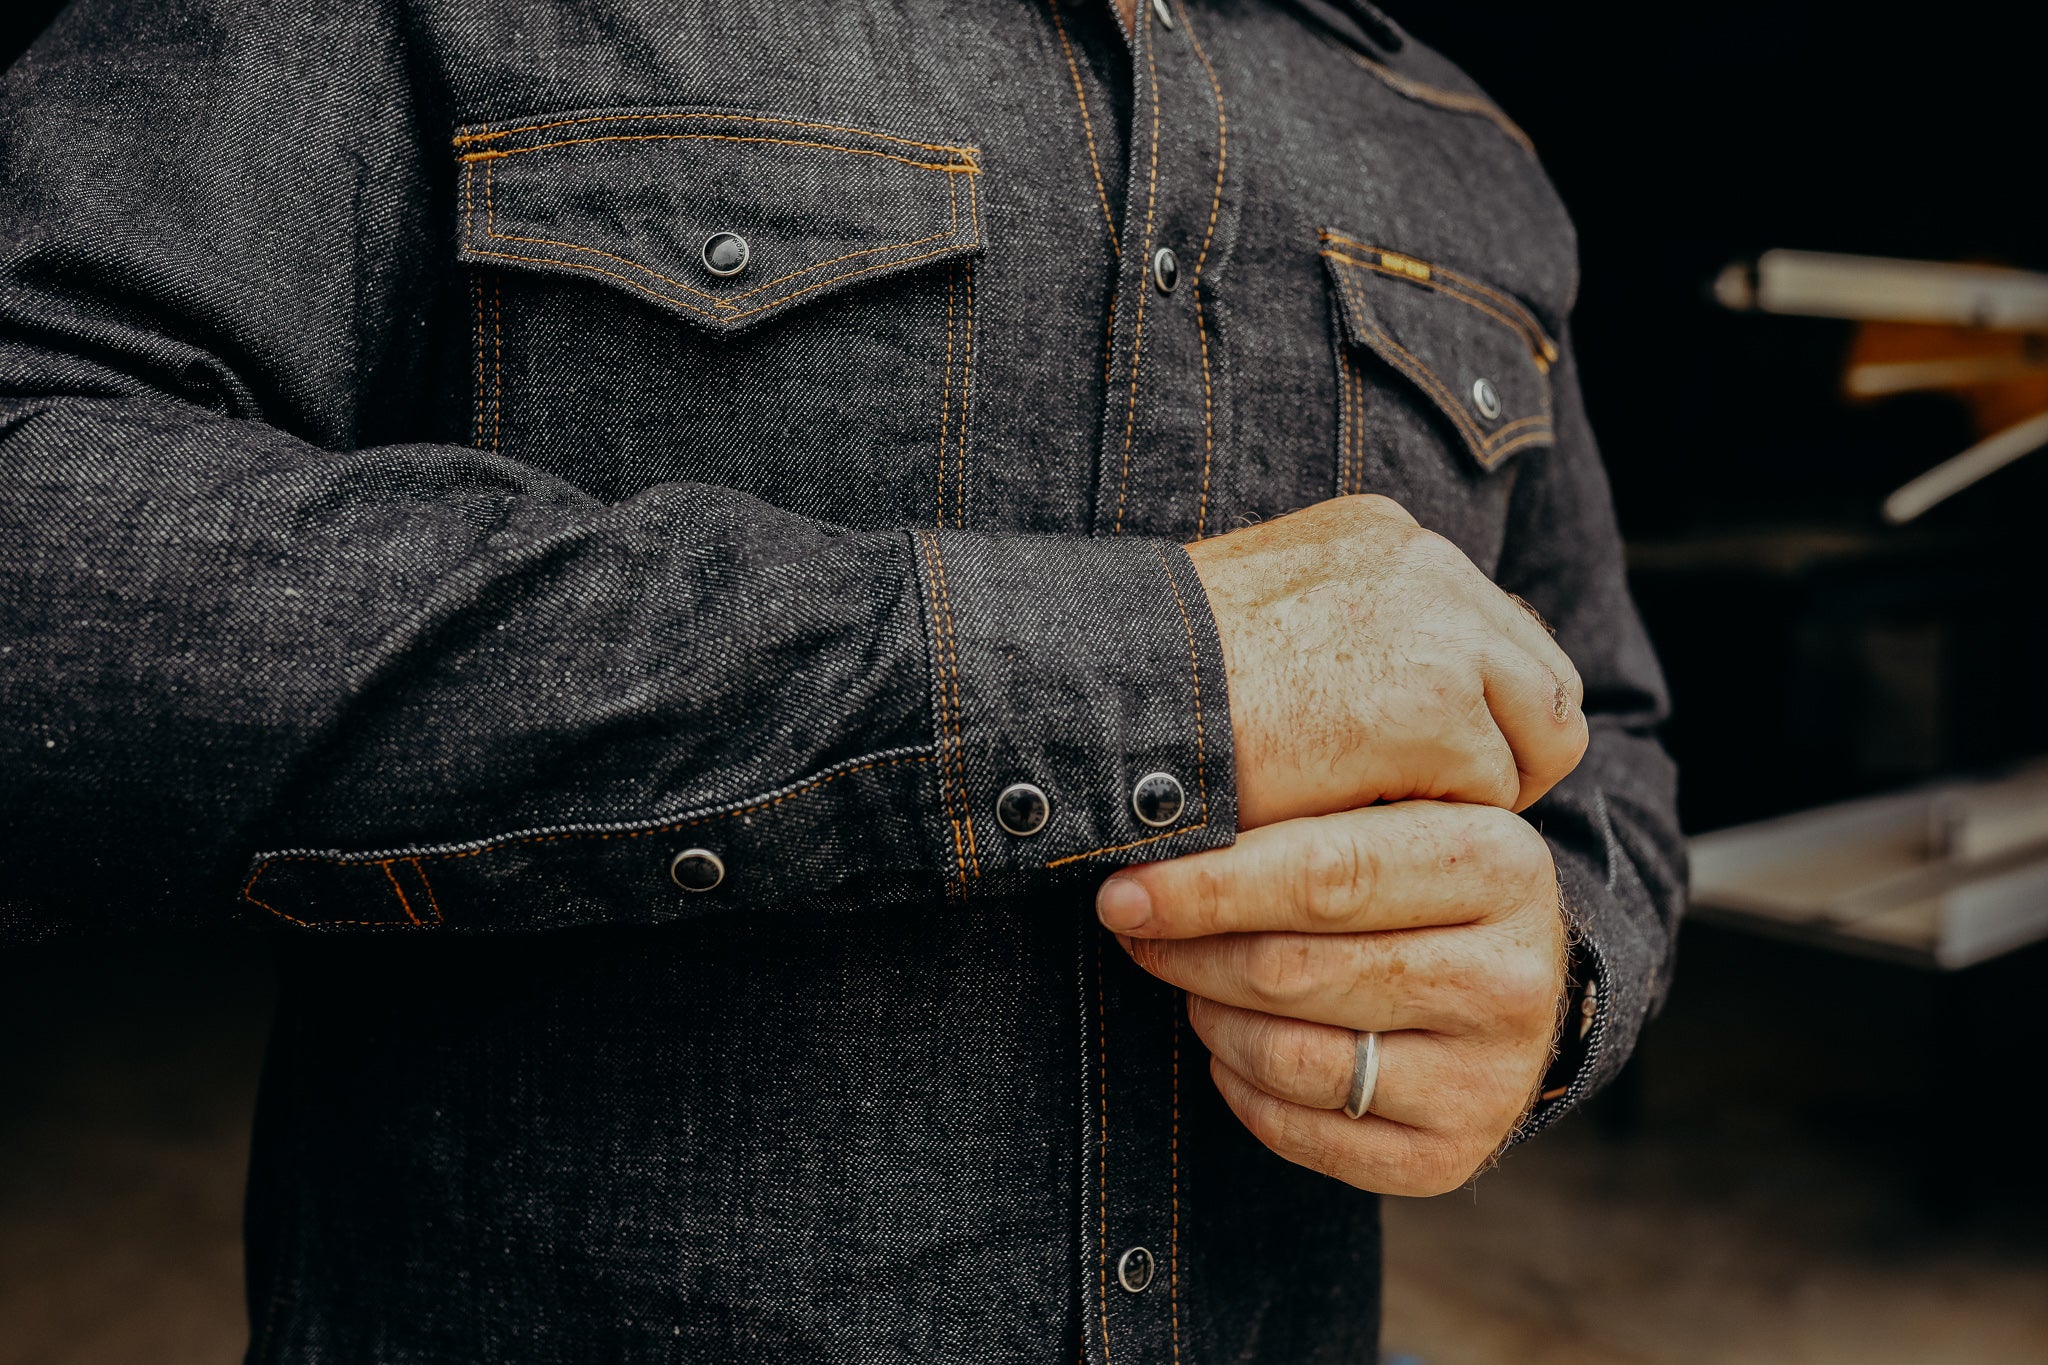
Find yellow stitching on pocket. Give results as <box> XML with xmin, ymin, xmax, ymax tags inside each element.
<box><xmin>459</xmin><ymin>132</ymin><xmax>980</xmax><ymax>176</ymax></box>
<box><xmin>1322</xmin><ymin>246</ymin><xmax>1553</xmax><ymax>366</ymax></box>
<box><xmin>1322</xmin><ymin>233</ymin><xmax>1556</xmax><ymax>361</ymax></box>
<box><xmin>455</xmin><ymin>111</ymin><xmax>979</xmax><ymax>160</ymax></box>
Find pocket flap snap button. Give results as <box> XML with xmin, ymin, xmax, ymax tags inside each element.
<box><xmin>701</xmin><ymin>232</ymin><xmax>751</xmax><ymax>278</ymax></box>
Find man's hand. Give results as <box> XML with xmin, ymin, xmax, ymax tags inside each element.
<box><xmin>1097</xmin><ymin>801</ymin><xmax>1567</xmax><ymax>1196</ymax></box>
<box><xmin>1186</xmin><ymin>494</ymin><xmax>1587</xmax><ymax>829</ymax></box>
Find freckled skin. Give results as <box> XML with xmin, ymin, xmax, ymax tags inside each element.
<box><xmin>1106</xmin><ymin>496</ymin><xmax>1589</xmax><ymax>1197</ymax></box>
<box><xmin>1185</xmin><ymin>496</ymin><xmax>1587</xmax><ymax>828</ymax></box>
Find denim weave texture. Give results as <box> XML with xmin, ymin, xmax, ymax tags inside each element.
<box><xmin>0</xmin><ymin>0</ymin><xmax>1683</xmax><ymax>1360</ymax></box>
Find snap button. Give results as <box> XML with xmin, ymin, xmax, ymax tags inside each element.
<box><xmin>1131</xmin><ymin>771</ymin><xmax>1186</xmax><ymax>828</ymax></box>
<box><xmin>1470</xmin><ymin>376</ymin><xmax>1503</xmax><ymax>420</ymax></box>
<box><xmin>996</xmin><ymin>782</ymin><xmax>1051</xmax><ymax>837</ymax></box>
<box><xmin>1150</xmin><ymin>0</ymin><xmax>1175</xmax><ymax>28</ymax></box>
<box><xmin>1117</xmin><ymin>1245</ymin><xmax>1156</xmax><ymax>1293</ymax></box>
<box><xmin>1151</xmin><ymin>245</ymin><xmax>1180</xmax><ymax>295</ymax></box>
<box><xmin>701</xmin><ymin>232</ymin><xmax>750</xmax><ymax>278</ymax></box>
<box><xmin>669</xmin><ymin>848</ymin><xmax>726</xmax><ymax>892</ymax></box>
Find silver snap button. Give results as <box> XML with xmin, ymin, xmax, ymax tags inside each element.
<box><xmin>1117</xmin><ymin>1245</ymin><xmax>1156</xmax><ymax>1293</ymax></box>
<box><xmin>701</xmin><ymin>232</ymin><xmax>750</xmax><ymax>278</ymax></box>
<box><xmin>1131</xmin><ymin>771</ymin><xmax>1186</xmax><ymax>828</ymax></box>
<box><xmin>1150</xmin><ymin>0</ymin><xmax>1175</xmax><ymax>28</ymax></box>
<box><xmin>996</xmin><ymin>782</ymin><xmax>1051</xmax><ymax>837</ymax></box>
<box><xmin>1151</xmin><ymin>245</ymin><xmax>1180</xmax><ymax>295</ymax></box>
<box><xmin>669</xmin><ymin>848</ymin><xmax>725</xmax><ymax>892</ymax></box>
<box><xmin>1470</xmin><ymin>376</ymin><xmax>1503</xmax><ymax>420</ymax></box>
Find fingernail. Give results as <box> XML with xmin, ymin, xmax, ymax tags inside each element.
<box><xmin>1096</xmin><ymin>876</ymin><xmax>1153</xmax><ymax>932</ymax></box>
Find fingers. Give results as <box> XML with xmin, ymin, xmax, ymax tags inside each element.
<box><xmin>1208</xmin><ymin>1056</ymin><xmax>1489</xmax><ymax>1197</ymax></box>
<box><xmin>1483</xmin><ymin>655</ymin><xmax>1589</xmax><ymax>812</ymax></box>
<box><xmin>1185</xmin><ymin>997</ymin><xmax>1541</xmax><ymax>1137</ymax></box>
<box><xmin>1122</xmin><ymin>925</ymin><xmax>1494</xmax><ymax>1033</ymax></box>
<box><xmin>1098</xmin><ymin>801</ymin><xmax>1554</xmax><ymax>940</ymax></box>
<box><xmin>1476</xmin><ymin>594</ymin><xmax>1588</xmax><ymax>811</ymax></box>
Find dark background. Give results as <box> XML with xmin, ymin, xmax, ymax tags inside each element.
<box><xmin>1393</xmin><ymin>0</ymin><xmax>2048</xmax><ymax>832</ymax></box>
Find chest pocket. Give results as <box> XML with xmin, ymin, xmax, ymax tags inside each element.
<box><xmin>452</xmin><ymin>107</ymin><xmax>985</xmax><ymax>525</ymax></box>
<box><xmin>1318</xmin><ymin>230</ymin><xmax>1560</xmax><ymax>571</ymax></box>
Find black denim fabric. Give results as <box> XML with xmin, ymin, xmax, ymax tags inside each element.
<box><xmin>0</xmin><ymin>0</ymin><xmax>1683</xmax><ymax>1360</ymax></box>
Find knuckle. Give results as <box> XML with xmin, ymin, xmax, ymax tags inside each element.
<box><xmin>1295</xmin><ymin>833</ymin><xmax>1367</xmax><ymax>929</ymax></box>
<box><xmin>1495</xmin><ymin>954</ymin><xmax>1564</xmax><ymax>1030</ymax></box>
<box><xmin>1406</xmin><ymin>1129</ymin><xmax>1483</xmax><ymax>1197</ymax></box>
<box><xmin>1262</xmin><ymin>1019</ymin><xmax>1331</xmax><ymax>1097</ymax></box>
<box><xmin>1240</xmin><ymin>933</ymin><xmax>1320</xmax><ymax>1010</ymax></box>
<box><xmin>1480</xmin><ymin>811</ymin><xmax>1554</xmax><ymax>886</ymax></box>
<box><xmin>1346</xmin><ymin>492</ymin><xmax>1412</xmax><ymax>525</ymax></box>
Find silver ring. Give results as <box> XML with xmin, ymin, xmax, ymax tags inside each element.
<box><xmin>1343</xmin><ymin>1030</ymin><xmax>1382</xmax><ymax>1119</ymax></box>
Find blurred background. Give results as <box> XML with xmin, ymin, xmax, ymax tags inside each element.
<box><xmin>6</xmin><ymin>1</ymin><xmax>2048</xmax><ymax>1361</ymax></box>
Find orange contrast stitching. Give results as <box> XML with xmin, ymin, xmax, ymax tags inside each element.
<box><xmin>242</xmin><ymin>752</ymin><xmax>936</xmax><ymax>927</ymax></box>
<box><xmin>1110</xmin><ymin>7</ymin><xmax>1165</xmax><ymax>536</ymax></box>
<box><xmin>486</xmin><ymin>158</ymin><xmax>965</xmax><ymax>315</ymax></box>
<box><xmin>1331</xmin><ymin>266</ymin><xmax>1492</xmax><ymax>456</ymax></box>
<box><xmin>716</xmin><ymin>172</ymin><xmax>960</xmax><ymax>305</ymax></box>
<box><xmin>917</xmin><ymin>533</ymin><xmax>971</xmax><ymax>891</ymax></box>
<box><xmin>454</xmin><ymin>111</ymin><xmax>979</xmax><ymax>160</ymax></box>
<box><xmin>466</xmin><ymin>242</ymin><xmax>976</xmax><ymax>327</ymax></box>
<box><xmin>459</xmin><ymin>132</ymin><xmax>980</xmax><ymax>177</ymax></box>
<box><xmin>407</xmin><ymin>859</ymin><xmax>445</xmax><ymax>925</ymax></box>
<box><xmin>379</xmin><ymin>860</ymin><xmax>421</xmax><ymax>925</ymax></box>
<box><xmin>1043</xmin><ymin>0</ymin><xmax>1120</xmax><ymax>255</ymax></box>
<box><xmin>1185</xmin><ymin>2</ymin><xmax>1228</xmax><ymax>539</ymax></box>
<box><xmin>1045</xmin><ymin>548</ymin><xmax>1213</xmax><ymax>869</ymax></box>
<box><xmin>1346</xmin><ymin>52</ymin><xmax>1535</xmax><ymax>157</ymax></box>
<box><xmin>1322</xmin><ymin>233</ymin><xmax>1556</xmax><ymax>359</ymax></box>
<box><xmin>925</xmin><ymin>535</ymin><xmax>980</xmax><ymax>878</ymax></box>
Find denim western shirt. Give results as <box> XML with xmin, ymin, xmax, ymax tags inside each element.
<box><xmin>0</xmin><ymin>0</ymin><xmax>1683</xmax><ymax>1359</ymax></box>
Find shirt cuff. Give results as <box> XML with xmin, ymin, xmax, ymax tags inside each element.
<box><xmin>907</xmin><ymin>527</ymin><xmax>1239</xmax><ymax>895</ymax></box>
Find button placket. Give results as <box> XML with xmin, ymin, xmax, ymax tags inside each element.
<box><xmin>1083</xmin><ymin>11</ymin><xmax>1216</xmax><ymax>1360</ymax></box>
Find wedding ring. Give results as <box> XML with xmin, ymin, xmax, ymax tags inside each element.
<box><xmin>1343</xmin><ymin>1030</ymin><xmax>1382</xmax><ymax>1120</ymax></box>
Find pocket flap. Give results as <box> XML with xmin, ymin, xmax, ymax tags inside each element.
<box><xmin>454</xmin><ymin>107</ymin><xmax>984</xmax><ymax>334</ymax></box>
<box><xmin>1321</xmin><ymin>230</ymin><xmax>1561</xmax><ymax>469</ymax></box>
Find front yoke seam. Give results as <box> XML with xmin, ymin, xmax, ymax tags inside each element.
<box><xmin>1345</xmin><ymin>51</ymin><xmax>1535</xmax><ymax>156</ymax></box>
